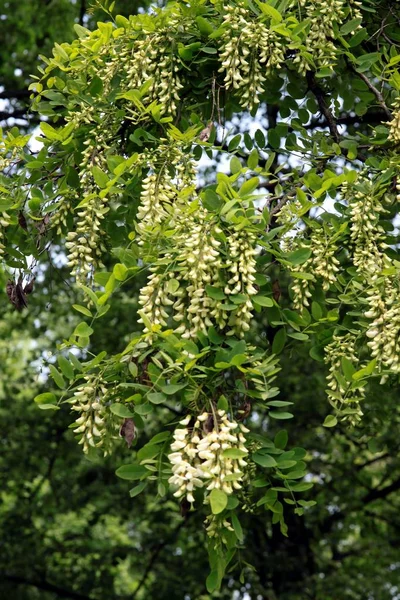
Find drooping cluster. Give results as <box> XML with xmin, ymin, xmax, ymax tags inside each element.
<box><xmin>365</xmin><ymin>278</ymin><xmax>400</xmax><ymax>374</ymax></box>
<box><xmin>348</xmin><ymin>181</ymin><xmax>389</xmax><ymax>278</ymax></box>
<box><xmin>292</xmin><ymin>0</ymin><xmax>346</xmax><ymax>73</ymax></box>
<box><xmin>224</xmin><ymin>229</ymin><xmax>258</xmax><ymax>335</ymax></box>
<box><xmin>388</xmin><ymin>99</ymin><xmax>400</xmax><ymax>144</ymax></box>
<box><xmin>286</xmin><ymin>226</ymin><xmax>341</xmax><ymax>311</ymax></box>
<box><xmin>168</xmin><ymin>410</ymin><xmax>249</xmax><ymax>504</ymax></box>
<box><xmin>0</xmin><ymin>211</ymin><xmax>11</xmax><ymax>257</ymax></box>
<box><xmin>69</xmin><ymin>375</ymin><xmax>108</xmax><ymax>454</ymax></box>
<box><xmin>174</xmin><ymin>209</ymin><xmax>223</xmax><ymax>339</ymax></box>
<box><xmin>219</xmin><ymin>4</ymin><xmax>284</xmax><ymax>110</ymax></box>
<box><xmin>136</xmin><ymin>142</ymin><xmax>195</xmax><ymax>241</ymax></box>
<box><xmin>324</xmin><ymin>333</ymin><xmax>365</xmax><ymax>424</ymax></box>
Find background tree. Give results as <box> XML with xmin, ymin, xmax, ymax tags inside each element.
<box><xmin>1</xmin><ymin>1</ymin><xmax>400</xmax><ymax>599</ymax></box>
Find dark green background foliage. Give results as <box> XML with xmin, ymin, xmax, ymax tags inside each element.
<box><xmin>1</xmin><ymin>1</ymin><xmax>400</xmax><ymax>599</ymax></box>
<box><xmin>0</xmin><ymin>0</ymin><xmax>153</xmax><ymax>127</ymax></box>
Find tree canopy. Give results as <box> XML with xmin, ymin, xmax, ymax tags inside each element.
<box><xmin>1</xmin><ymin>1</ymin><xmax>400</xmax><ymax>599</ymax></box>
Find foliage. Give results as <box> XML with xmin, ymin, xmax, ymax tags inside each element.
<box><xmin>1</xmin><ymin>0</ymin><xmax>400</xmax><ymax>597</ymax></box>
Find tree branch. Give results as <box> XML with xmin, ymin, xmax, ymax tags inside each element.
<box><xmin>306</xmin><ymin>71</ymin><xmax>340</xmax><ymax>142</ymax></box>
<box><xmin>1</xmin><ymin>574</ymin><xmax>95</xmax><ymax>600</ymax></box>
<box><xmin>352</xmin><ymin>70</ymin><xmax>392</xmax><ymax>120</ymax></box>
<box><xmin>0</xmin><ymin>109</ymin><xmax>30</xmax><ymax>122</ymax></box>
<box><xmin>131</xmin><ymin>518</ymin><xmax>188</xmax><ymax>600</ymax></box>
<box><xmin>0</xmin><ymin>89</ymin><xmax>30</xmax><ymax>100</ymax></box>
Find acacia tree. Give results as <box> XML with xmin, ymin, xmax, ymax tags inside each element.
<box><xmin>1</xmin><ymin>0</ymin><xmax>400</xmax><ymax>595</ymax></box>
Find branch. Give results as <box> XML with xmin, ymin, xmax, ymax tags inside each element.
<box><xmin>1</xmin><ymin>574</ymin><xmax>95</xmax><ymax>600</ymax></box>
<box><xmin>79</xmin><ymin>0</ymin><xmax>86</xmax><ymax>25</ymax></box>
<box><xmin>362</xmin><ymin>476</ymin><xmax>400</xmax><ymax>504</ymax></box>
<box><xmin>306</xmin><ymin>71</ymin><xmax>340</xmax><ymax>143</ymax></box>
<box><xmin>352</xmin><ymin>70</ymin><xmax>392</xmax><ymax>120</ymax></box>
<box><xmin>131</xmin><ymin>518</ymin><xmax>188</xmax><ymax>600</ymax></box>
<box><xmin>0</xmin><ymin>89</ymin><xmax>30</xmax><ymax>100</ymax></box>
<box><xmin>0</xmin><ymin>109</ymin><xmax>30</xmax><ymax>122</ymax></box>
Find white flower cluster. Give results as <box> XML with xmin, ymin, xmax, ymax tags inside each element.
<box><xmin>365</xmin><ymin>279</ymin><xmax>400</xmax><ymax>373</ymax></box>
<box><xmin>293</xmin><ymin>0</ymin><xmax>346</xmax><ymax>73</ymax></box>
<box><xmin>0</xmin><ymin>211</ymin><xmax>11</xmax><ymax>256</ymax></box>
<box><xmin>224</xmin><ymin>230</ymin><xmax>258</xmax><ymax>336</ymax></box>
<box><xmin>219</xmin><ymin>4</ymin><xmax>284</xmax><ymax>110</ymax></box>
<box><xmin>168</xmin><ymin>411</ymin><xmax>249</xmax><ymax>505</ymax></box>
<box><xmin>348</xmin><ymin>183</ymin><xmax>389</xmax><ymax>279</ymax></box>
<box><xmin>138</xmin><ymin>271</ymin><xmax>171</xmax><ymax>334</ymax></box>
<box><xmin>137</xmin><ymin>143</ymin><xmax>194</xmax><ymax>241</ymax></box>
<box><xmin>122</xmin><ymin>24</ymin><xmax>183</xmax><ymax>116</ymax></box>
<box><xmin>312</xmin><ymin>229</ymin><xmax>340</xmax><ymax>290</ymax></box>
<box><xmin>388</xmin><ymin>99</ymin><xmax>400</xmax><ymax>144</ymax></box>
<box><xmin>324</xmin><ymin>333</ymin><xmax>365</xmax><ymax>424</ymax></box>
<box><xmin>174</xmin><ymin>210</ymin><xmax>223</xmax><ymax>339</ymax></box>
<box><xmin>65</xmin><ymin>192</ymin><xmax>109</xmax><ymax>284</ymax></box>
<box><xmin>287</xmin><ymin>228</ymin><xmax>340</xmax><ymax>310</ymax></box>
<box><xmin>70</xmin><ymin>375</ymin><xmax>107</xmax><ymax>454</ymax></box>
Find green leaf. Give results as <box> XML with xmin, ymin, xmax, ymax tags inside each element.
<box><xmin>286</xmin><ymin>248</ymin><xmax>312</xmax><ymax>265</ymax></box>
<box><xmin>34</xmin><ymin>392</ymin><xmax>59</xmax><ymax>410</ymax></box>
<box><xmin>252</xmin><ymin>453</ymin><xmax>277</xmax><ymax>467</ymax></box>
<box><xmin>74</xmin><ymin>322</ymin><xmax>94</xmax><ymax>337</ymax></box>
<box><xmin>209</xmin><ymin>488</ymin><xmax>228</xmax><ymax>514</ymax></box>
<box><xmin>272</xmin><ymin>328</ymin><xmax>286</xmax><ymax>354</ymax></box>
<box><xmin>115</xmin><ymin>464</ymin><xmax>148</xmax><ymax>480</ymax></box>
<box><xmin>166</xmin><ymin>278</ymin><xmax>180</xmax><ymax>294</ymax></box>
<box><xmin>217</xmin><ymin>394</ymin><xmax>229</xmax><ymax>411</ymax></box>
<box><xmin>323</xmin><ymin>415</ymin><xmax>338</xmax><ymax>427</ymax></box>
<box><xmin>239</xmin><ymin>177</ymin><xmax>260</xmax><ymax>196</ymax></box>
<box><xmin>255</xmin><ymin>0</ymin><xmax>282</xmax><ymax>22</ymax></box>
<box><xmin>274</xmin><ymin>430</ymin><xmax>288</xmax><ymax>449</ymax></box>
<box><xmin>231</xmin><ymin>513</ymin><xmax>243</xmax><ymax>541</ymax></box>
<box><xmin>148</xmin><ymin>392</ymin><xmax>167</xmax><ymax>404</ymax></box>
<box><xmin>206</xmin><ymin>570</ymin><xmax>219</xmax><ymax>594</ymax></box>
<box><xmin>113</xmin><ymin>263</ymin><xmax>128</xmax><ymax>281</ymax></box>
<box><xmin>228</xmin><ymin>134</ymin><xmax>241</xmax><ymax>151</ymax></box>
<box><xmin>205</xmin><ymin>285</ymin><xmax>225</xmax><ymax>300</ymax></box>
<box><xmin>49</xmin><ymin>365</ymin><xmax>65</xmax><ymax>389</ymax></box>
<box><xmin>352</xmin><ymin>359</ymin><xmax>376</xmax><ymax>380</ymax></box>
<box><xmin>92</xmin><ymin>165</ymin><xmax>109</xmax><ymax>189</ymax></box>
<box><xmin>72</xmin><ymin>304</ymin><xmax>93</xmax><ymax>318</ymax></box>
<box><xmin>129</xmin><ymin>481</ymin><xmax>148</xmax><ymax>498</ymax></box>
<box><xmin>222</xmin><ymin>448</ymin><xmax>248</xmax><ymax>459</ymax></box>
<box><xmin>160</xmin><ymin>383</ymin><xmax>187</xmax><ymax>395</ymax></box>
<box><xmin>57</xmin><ymin>355</ymin><xmax>74</xmax><ymax>380</ymax></box>
<box><xmin>196</xmin><ymin>16</ymin><xmax>214</xmax><ymax>36</ymax></box>
<box><xmin>269</xmin><ymin>411</ymin><xmax>293</xmax><ymax>420</ymax></box>
<box><xmin>253</xmin><ymin>295</ymin><xmax>274</xmax><ymax>307</ymax></box>
<box><xmin>340</xmin><ymin>17</ymin><xmax>362</xmax><ymax>34</ymax></box>
<box><xmin>110</xmin><ymin>403</ymin><xmax>135</xmax><ymax>418</ymax></box>
<box><xmin>40</xmin><ymin>122</ymin><xmax>60</xmax><ymax>141</ymax></box>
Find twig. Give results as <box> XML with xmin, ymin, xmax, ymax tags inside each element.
<box><xmin>306</xmin><ymin>72</ymin><xmax>340</xmax><ymax>143</ymax></box>
<box><xmin>344</xmin><ymin>58</ymin><xmax>393</xmax><ymax>120</ymax></box>
<box><xmin>131</xmin><ymin>518</ymin><xmax>188</xmax><ymax>599</ymax></box>
<box><xmin>1</xmin><ymin>574</ymin><xmax>95</xmax><ymax>600</ymax></box>
<box><xmin>354</xmin><ymin>70</ymin><xmax>392</xmax><ymax>119</ymax></box>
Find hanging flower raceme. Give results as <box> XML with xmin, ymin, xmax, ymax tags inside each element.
<box><xmin>348</xmin><ymin>180</ymin><xmax>389</xmax><ymax>279</ymax></box>
<box><xmin>388</xmin><ymin>99</ymin><xmax>400</xmax><ymax>144</ymax></box>
<box><xmin>0</xmin><ymin>211</ymin><xmax>11</xmax><ymax>256</ymax></box>
<box><xmin>224</xmin><ymin>229</ymin><xmax>258</xmax><ymax>336</ymax></box>
<box><xmin>173</xmin><ymin>208</ymin><xmax>223</xmax><ymax>339</ymax></box>
<box><xmin>69</xmin><ymin>375</ymin><xmax>108</xmax><ymax>454</ymax></box>
<box><xmin>324</xmin><ymin>333</ymin><xmax>365</xmax><ymax>424</ymax></box>
<box><xmin>292</xmin><ymin>0</ymin><xmax>346</xmax><ymax>73</ymax></box>
<box><xmin>168</xmin><ymin>410</ymin><xmax>249</xmax><ymax>506</ymax></box>
<box><xmin>365</xmin><ymin>278</ymin><xmax>400</xmax><ymax>374</ymax></box>
<box><xmin>219</xmin><ymin>4</ymin><xmax>284</xmax><ymax>110</ymax></box>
